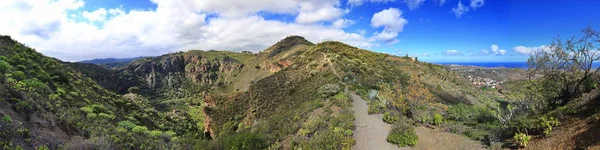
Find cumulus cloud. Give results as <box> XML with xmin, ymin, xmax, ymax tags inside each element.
<box><xmin>295</xmin><ymin>1</ymin><xmax>343</xmax><ymax>24</ymax></box>
<box><xmin>348</xmin><ymin>0</ymin><xmax>395</xmax><ymax>7</ymax></box>
<box><xmin>82</xmin><ymin>8</ymin><xmax>107</xmax><ymax>22</ymax></box>
<box><xmin>451</xmin><ymin>1</ymin><xmax>469</xmax><ymax>18</ymax></box>
<box><xmin>371</xmin><ymin>8</ymin><xmax>408</xmax><ymax>32</ymax></box>
<box><xmin>370</xmin><ymin>8</ymin><xmax>407</xmax><ymax>43</ymax></box>
<box><xmin>372</xmin><ymin>31</ymin><xmax>398</xmax><ymax>44</ymax></box>
<box><xmin>332</xmin><ymin>19</ymin><xmax>355</xmax><ymax>28</ymax></box>
<box><xmin>490</xmin><ymin>44</ymin><xmax>506</xmax><ymax>55</ymax></box>
<box><xmin>405</xmin><ymin>0</ymin><xmax>426</xmax><ymax>10</ymax></box>
<box><xmin>0</xmin><ymin>0</ymin><xmax>373</xmax><ymax>61</ymax></box>
<box><xmin>513</xmin><ymin>45</ymin><xmax>552</xmax><ymax>55</ymax></box>
<box><xmin>477</xmin><ymin>44</ymin><xmax>506</xmax><ymax>55</ymax></box>
<box><xmin>443</xmin><ymin>49</ymin><xmax>463</xmax><ymax>56</ymax></box>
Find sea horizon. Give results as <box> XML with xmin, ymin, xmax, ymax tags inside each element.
<box><xmin>430</xmin><ymin>62</ymin><xmax>600</xmax><ymax>69</ymax></box>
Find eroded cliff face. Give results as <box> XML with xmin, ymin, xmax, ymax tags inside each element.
<box><xmin>183</xmin><ymin>54</ymin><xmax>244</xmax><ymax>85</ymax></box>
<box><xmin>116</xmin><ymin>53</ymin><xmax>246</xmax><ymax>93</ymax></box>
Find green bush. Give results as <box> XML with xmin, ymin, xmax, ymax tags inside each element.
<box><xmin>220</xmin><ymin>132</ymin><xmax>267</xmax><ymax>150</ymax></box>
<box><xmin>11</xmin><ymin>71</ymin><xmax>26</xmax><ymax>80</ymax></box>
<box><xmin>387</xmin><ymin>124</ymin><xmax>418</xmax><ymax>147</ymax></box>
<box><xmin>299</xmin><ymin>117</ymin><xmax>325</xmax><ymax>136</ymax></box>
<box><xmin>432</xmin><ymin>113</ymin><xmax>443</xmax><ymax>125</ymax></box>
<box><xmin>36</xmin><ymin>145</ymin><xmax>50</xmax><ymax>150</ymax></box>
<box><xmin>98</xmin><ymin>113</ymin><xmax>116</xmax><ymax>120</ymax></box>
<box><xmin>149</xmin><ymin>130</ymin><xmax>163</xmax><ymax>138</ymax></box>
<box><xmin>383</xmin><ymin>111</ymin><xmax>400</xmax><ymax>124</ymax></box>
<box><xmin>305</xmin><ymin>129</ymin><xmax>352</xmax><ymax>150</ymax></box>
<box><xmin>513</xmin><ymin>133</ymin><xmax>530</xmax><ymax>147</ymax></box>
<box><xmin>318</xmin><ymin>84</ymin><xmax>341</xmax><ymax>98</ymax></box>
<box><xmin>0</xmin><ymin>60</ymin><xmax>11</xmax><ymax>73</ymax></box>
<box><xmin>538</xmin><ymin>116</ymin><xmax>560</xmax><ymax>137</ymax></box>
<box><xmin>132</xmin><ymin>126</ymin><xmax>149</xmax><ymax>134</ymax></box>
<box><xmin>1</xmin><ymin>115</ymin><xmax>12</xmax><ymax>123</ymax></box>
<box><xmin>118</xmin><ymin>121</ymin><xmax>137</xmax><ymax>130</ymax></box>
<box><xmin>447</xmin><ymin>104</ymin><xmax>495</xmax><ymax>123</ymax></box>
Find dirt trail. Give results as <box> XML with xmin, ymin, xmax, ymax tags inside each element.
<box><xmin>325</xmin><ymin>52</ymin><xmax>484</xmax><ymax>150</ymax></box>
<box><xmin>351</xmin><ymin>92</ymin><xmax>400</xmax><ymax>150</ymax></box>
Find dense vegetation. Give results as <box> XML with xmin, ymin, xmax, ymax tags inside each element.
<box><xmin>2</xmin><ymin>27</ymin><xmax>599</xmax><ymax>149</ymax></box>
<box><xmin>0</xmin><ymin>35</ymin><xmax>199</xmax><ymax>149</ymax></box>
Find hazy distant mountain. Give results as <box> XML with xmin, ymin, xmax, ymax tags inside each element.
<box><xmin>79</xmin><ymin>57</ymin><xmax>147</xmax><ymax>68</ymax></box>
<box><xmin>79</xmin><ymin>57</ymin><xmax>141</xmax><ymax>64</ymax></box>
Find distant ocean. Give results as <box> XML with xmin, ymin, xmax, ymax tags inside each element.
<box><xmin>432</xmin><ymin>62</ymin><xmax>529</xmax><ymax>68</ymax></box>
<box><xmin>432</xmin><ymin>62</ymin><xmax>600</xmax><ymax>69</ymax></box>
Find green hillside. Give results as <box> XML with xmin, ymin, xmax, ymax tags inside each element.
<box><xmin>0</xmin><ymin>35</ymin><xmax>199</xmax><ymax>149</ymax></box>
<box><xmin>3</xmin><ymin>34</ymin><xmax>598</xmax><ymax>149</ymax></box>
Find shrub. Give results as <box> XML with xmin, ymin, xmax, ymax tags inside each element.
<box><xmin>11</xmin><ymin>71</ymin><xmax>26</xmax><ymax>80</ymax></box>
<box><xmin>79</xmin><ymin>106</ymin><xmax>94</xmax><ymax>114</ymax></box>
<box><xmin>132</xmin><ymin>126</ymin><xmax>149</xmax><ymax>134</ymax></box>
<box><xmin>0</xmin><ymin>60</ymin><xmax>11</xmax><ymax>73</ymax></box>
<box><xmin>305</xmin><ymin>130</ymin><xmax>352</xmax><ymax>150</ymax></box>
<box><xmin>149</xmin><ymin>130</ymin><xmax>163</xmax><ymax>138</ymax></box>
<box><xmin>387</xmin><ymin>123</ymin><xmax>418</xmax><ymax>147</ymax></box>
<box><xmin>98</xmin><ymin>113</ymin><xmax>116</xmax><ymax>120</ymax></box>
<box><xmin>383</xmin><ymin>111</ymin><xmax>400</xmax><ymax>124</ymax></box>
<box><xmin>538</xmin><ymin>116</ymin><xmax>560</xmax><ymax>137</ymax></box>
<box><xmin>1</xmin><ymin>115</ymin><xmax>12</xmax><ymax>123</ymax></box>
<box><xmin>37</xmin><ymin>145</ymin><xmax>50</xmax><ymax>150</ymax></box>
<box><xmin>318</xmin><ymin>84</ymin><xmax>341</xmax><ymax>98</ymax></box>
<box><xmin>299</xmin><ymin>117</ymin><xmax>325</xmax><ymax>136</ymax></box>
<box><xmin>513</xmin><ymin>133</ymin><xmax>530</xmax><ymax>147</ymax></box>
<box><xmin>117</xmin><ymin>121</ymin><xmax>137</xmax><ymax>130</ymax></box>
<box><xmin>220</xmin><ymin>132</ymin><xmax>267</xmax><ymax>150</ymax></box>
<box><xmin>432</xmin><ymin>113</ymin><xmax>443</xmax><ymax>125</ymax></box>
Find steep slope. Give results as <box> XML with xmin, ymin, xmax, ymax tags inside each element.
<box><xmin>65</xmin><ymin>36</ymin><xmax>495</xmax><ymax>149</ymax></box>
<box><xmin>194</xmin><ymin>40</ymin><xmax>493</xmax><ymax>149</ymax></box>
<box><xmin>0</xmin><ymin>35</ymin><xmax>199</xmax><ymax>149</ymax></box>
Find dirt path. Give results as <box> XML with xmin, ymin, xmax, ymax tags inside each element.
<box><xmin>351</xmin><ymin>92</ymin><xmax>400</xmax><ymax>150</ymax></box>
<box><xmin>327</xmin><ymin>52</ymin><xmax>484</xmax><ymax>150</ymax></box>
<box><xmin>413</xmin><ymin>126</ymin><xmax>486</xmax><ymax>150</ymax></box>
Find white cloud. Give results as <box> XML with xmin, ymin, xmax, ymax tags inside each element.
<box><xmin>370</xmin><ymin>8</ymin><xmax>407</xmax><ymax>43</ymax></box>
<box><xmin>405</xmin><ymin>0</ymin><xmax>426</xmax><ymax>10</ymax></box>
<box><xmin>490</xmin><ymin>44</ymin><xmax>506</xmax><ymax>55</ymax></box>
<box><xmin>0</xmin><ymin>0</ymin><xmax>373</xmax><ymax>61</ymax></box>
<box><xmin>423</xmin><ymin>52</ymin><xmax>429</xmax><ymax>56</ymax></box>
<box><xmin>513</xmin><ymin>45</ymin><xmax>552</xmax><ymax>55</ymax></box>
<box><xmin>82</xmin><ymin>8</ymin><xmax>107</xmax><ymax>22</ymax></box>
<box><xmin>451</xmin><ymin>0</ymin><xmax>469</xmax><ymax>18</ymax></box>
<box><xmin>371</xmin><ymin>8</ymin><xmax>408</xmax><ymax>44</ymax></box>
<box><xmin>372</xmin><ymin>31</ymin><xmax>398</xmax><ymax>43</ymax></box>
<box><xmin>348</xmin><ymin>0</ymin><xmax>396</xmax><ymax>7</ymax></box>
<box><xmin>371</xmin><ymin>8</ymin><xmax>408</xmax><ymax>32</ymax></box>
<box><xmin>295</xmin><ymin>1</ymin><xmax>343</xmax><ymax>24</ymax></box>
<box><xmin>332</xmin><ymin>19</ymin><xmax>355</xmax><ymax>28</ymax></box>
<box><xmin>443</xmin><ymin>49</ymin><xmax>463</xmax><ymax>56</ymax></box>
<box><xmin>469</xmin><ymin>0</ymin><xmax>484</xmax><ymax>9</ymax></box>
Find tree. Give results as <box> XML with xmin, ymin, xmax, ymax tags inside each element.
<box><xmin>528</xmin><ymin>25</ymin><xmax>600</xmax><ymax>107</ymax></box>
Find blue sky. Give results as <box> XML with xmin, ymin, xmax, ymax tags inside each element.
<box><xmin>1</xmin><ymin>0</ymin><xmax>599</xmax><ymax>62</ymax></box>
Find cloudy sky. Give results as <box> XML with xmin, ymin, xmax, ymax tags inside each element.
<box><xmin>0</xmin><ymin>0</ymin><xmax>599</xmax><ymax>62</ymax></box>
